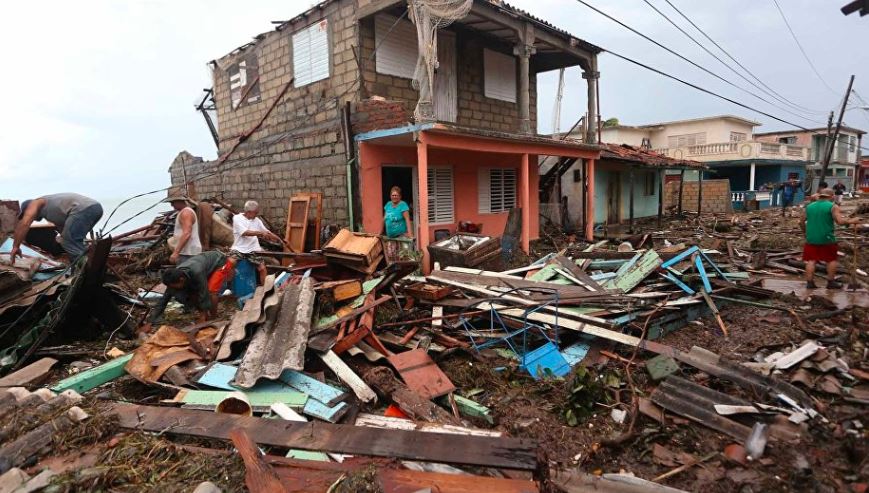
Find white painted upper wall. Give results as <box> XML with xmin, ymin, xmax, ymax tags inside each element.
<box><xmin>599</xmin><ymin>116</ymin><xmax>759</xmax><ymax>149</ymax></box>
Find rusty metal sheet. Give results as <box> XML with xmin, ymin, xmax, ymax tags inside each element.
<box><xmin>234</xmin><ymin>278</ymin><xmax>315</xmax><ymax>388</ymax></box>
<box><xmin>216</xmin><ymin>275</ymin><xmax>275</xmax><ymax>360</ymax></box>
<box><xmin>387</xmin><ymin>349</ymin><xmax>456</xmax><ymax>399</ymax></box>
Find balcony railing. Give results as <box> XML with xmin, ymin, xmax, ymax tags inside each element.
<box><xmin>653</xmin><ymin>141</ymin><xmax>809</xmax><ymax>162</ymax></box>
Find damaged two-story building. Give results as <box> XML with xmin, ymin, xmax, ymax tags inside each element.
<box><xmin>170</xmin><ymin>0</ymin><xmax>607</xmax><ymax>267</ymax></box>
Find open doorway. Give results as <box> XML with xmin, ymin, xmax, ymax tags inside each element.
<box><xmin>382</xmin><ymin>166</ymin><xmax>418</xmax><ymax>233</ymax></box>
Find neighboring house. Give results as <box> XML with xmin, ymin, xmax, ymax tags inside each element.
<box><xmin>169</xmin><ymin>0</ymin><xmax>607</xmax><ymax>269</ymax></box>
<box><xmin>546</xmin><ymin>144</ymin><xmax>705</xmax><ymax>230</ymax></box>
<box><xmin>754</xmin><ymin>126</ymin><xmax>865</xmax><ymax>193</ymax></box>
<box><xmin>601</xmin><ymin>115</ymin><xmax>813</xmax><ymax>210</ymax></box>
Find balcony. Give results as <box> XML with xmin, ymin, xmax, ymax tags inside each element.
<box><xmin>653</xmin><ymin>141</ymin><xmax>809</xmax><ymax>162</ymax></box>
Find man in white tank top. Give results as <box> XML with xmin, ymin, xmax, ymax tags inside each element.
<box><xmin>166</xmin><ymin>195</ymin><xmax>202</xmax><ymax>264</ymax></box>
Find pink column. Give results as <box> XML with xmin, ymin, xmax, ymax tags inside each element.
<box><xmin>520</xmin><ymin>153</ymin><xmax>531</xmax><ymax>252</ymax></box>
<box><xmin>416</xmin><ymin>140</ymin><xmax>430</xmax><ymax>273</ymax></box>
<box><xmin>585</xmin><ymin>158</ymin><xmax>596</xmax><ymax>241</ymax></box>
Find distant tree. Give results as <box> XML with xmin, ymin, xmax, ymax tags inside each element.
<box><xmin>602</xmin><ymin>118</ymin><xmax>620</xmax><ymax>128</ymax></box>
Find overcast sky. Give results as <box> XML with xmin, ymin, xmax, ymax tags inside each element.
<box><xmin>2</xmin><ymin>0</ymin><xmax>867</xmax><ymax>202</ymax></box>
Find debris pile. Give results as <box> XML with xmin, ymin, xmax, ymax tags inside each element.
<box><xmin>0</xmin><ymin>198</ymin><xmax>865</xmax><ymax>492</ymax></box>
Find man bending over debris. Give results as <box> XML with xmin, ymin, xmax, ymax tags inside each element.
<box><xmin>230</xmin><ymin>200</ymin><xmax>282</xmax><ymax>284</ymax></box>
<box><xmin>801</xmin><ymin>188</ymin><xmax>860</xmax><ymax>289</ymax></box>
<box><xmin>11</xmin><ymin>193</ymin><xmax>103</xmax><ymax>262</ymax></box>
<box><xmin>139</xmin><ymin>250</ymin><xmax>233</xmax><ymax>336</ymax></box>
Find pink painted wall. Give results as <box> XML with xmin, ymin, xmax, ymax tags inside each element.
<box><xmin>358</xmin><ymin>142</ymin><xmax>540</xmax><ymax>246</ymax></box>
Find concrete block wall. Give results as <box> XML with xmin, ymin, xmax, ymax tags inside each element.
<box><xmin>170</xmin><ymin>0</ymin><xmax>358</xmax><ymax>227</ymax></box>
<box><xmin>358</xmin><ymin>17</ymin><xmax>537</xmax><ymax>134</ymax></box>
<box><xmin>664</xmin><ymin>178</ymin><xmax>732</xmax><ymax>214</ymax></box>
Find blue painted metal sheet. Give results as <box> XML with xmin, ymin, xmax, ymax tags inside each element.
<box><xmin>521</xmin><ymin>342</ymin><xmax>570</xmax><ymax>379</ymax></box>
<box><xmin>560</xmin><ymin>342</ymin><xmax>590</xmax><ymax>367</ymax></box>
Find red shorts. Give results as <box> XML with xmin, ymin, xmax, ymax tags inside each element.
<box><xmin>207</xmin><ymin>260</ymin><xmax>235</xmax><ymax>293</ymax></box>
<box><xmin>803</xmin><ymin>243</ymin><xmax>838</xmax><ymax>262</ymax></box>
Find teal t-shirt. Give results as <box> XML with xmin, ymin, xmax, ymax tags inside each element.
<box><xmin>384</xmin><ymin>201</ymin><xmax>410</xmax><ymax>238</ymax></box>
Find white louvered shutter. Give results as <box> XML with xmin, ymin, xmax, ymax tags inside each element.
<box><xmin>293</xmin><ymin>20</ymin><xmax>330</xmax><ymax>87</ymax></box>
<box><xmin>427</xmin><ymin>167</ymin><xmax>454</xmax><ymax>224</ymax></box>
<box><xmin>483</xmin><ymin>49</ymin><xmax>517</xmax><ymax>103</ymax></box>
<box><xmin>375</xmin><ymin>14</ymin><xmax>418</xmax><ymax>79</ymax></box>
<box><xmin>479</xmin><ymin>168</ymin><xmax>517</xmax><ymax>213</ymax></box>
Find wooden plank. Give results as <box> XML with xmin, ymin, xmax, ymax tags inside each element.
<box><xmin>49</xmin><ymin>354</ymin><xmax>132</xmax><ymax>394</ymax></box>
<box><xmin>364</xmin><ymin>367</ymin><xmax>461</xmax><ymax>425</ymax></box>
<box><xmin>279</xmin><ymin>369</ymin><xmax>349</xmax><ymax>407</ymax></box>
<box><xmin>605</xmin><ymin>249</ymin><xmax>662</xmax><ymax>293</ymax></box>
<box><xmin>110</xmin><ymin>403</ymin><xmax>539</xmax><ymax>470</ymax></box>
<box><xmin>318</xmin><ymin>351</ymin><xmax>377</xmax><ymax>404</ymax></box>
<box><xmin>172</xmin><ymin>389</ymin><xmax>308</xmax><ymax>409</ymax></box>
<box><xmin>0</xmin><ymin>358</ymin><xmax>57</xmax><ymax>387</ymax></box>
<box><xmin>444</xmin><ymin>394</ymin><xmax>493</xmax><ymax>425</ymax></box>
<box><xmin>354</xmin><ymin>413</ymin><xmax>502</xmax><ymax>437</ymax></box>
<box><xmin>229</xmin><ymin>429</ymin><xmax>289</xmax><ymax>493</ymax></box>
<box><xmin>302</xmin><ymin>399</ymin><xmax>349</xmax><ymax>423</ymax></box>
<box><xmin>772</xmin><ymin>341</ymin><xmax>820</xmax><ymax>370</ymax></box>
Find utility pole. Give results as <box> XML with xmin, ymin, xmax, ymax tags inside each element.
<box><xmin>552</xmin><ymin>68</ymin><xmax>565</xmax><ymax>134</ymax></box>
<box><xmin>819</xmin><ymin>75</ymin><xmax>855</xmax><ymax>182</ymax></box>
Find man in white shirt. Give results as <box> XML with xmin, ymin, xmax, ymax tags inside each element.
<box><xmin>231</xmin><ymin>200</ymin><xmax>282</xmax><ymax>284</ymax></box>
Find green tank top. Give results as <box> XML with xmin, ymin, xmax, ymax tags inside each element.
<box><xmin>805</xmin><ymin>200</ymin><xmax>836</xmax><ymax>245</ymax></box>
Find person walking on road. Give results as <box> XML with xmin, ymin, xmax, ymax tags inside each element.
<box><xmin>801</xmin><ymin>188</ymin><xmax>860</xmax><ymax>289</ymax></box>
<box><xmin>11</xmin><ymin>193</ymin><xmax>103</xmax><ymax>262</ymax></box>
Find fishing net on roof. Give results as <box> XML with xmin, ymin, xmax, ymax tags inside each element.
<box><xmin>408</xmin><ymin>0</ymin><xmax>473</xmax><ymax>121</ymax></box>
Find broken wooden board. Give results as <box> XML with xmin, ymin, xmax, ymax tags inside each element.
<box><xmin>234</xmin><ymin>278</ymin><xmax>315</xmax><ymax>388</ymax></box>
<box><xmin>354</xmin><ymin>413</ymin><xmax>501</xmax><ymax>437</ymax></box>
<box><xmin>51</xmin><ymin>354</ymin><xmax>132</xmax><ymax>394</ymax></box>
<box><xmin>322</xmin><ymin>229</ymin><xmax>382</xmax><ymax>266</ymax></box>
<box><xmin>302</xmin><ymin>399</ymin><xmax>349</xmax><ymax>423</ymax></box>
<box><xmin>171</xmin><ymin>389</ymin><xmax>308</xmax><ymax>411</ymax></box>
<box><xmin>772</xmin><ymin>341</ymin><xmax>820</xmax><ymax>370</ymax></box>
<box><xmin>0</xmin><ymin>358</ymin><xmax>57</xmax><ymax>387</ymax></box>
<box><xmin>279</xmin><ymin>369</ymin><xmax>348</xmax><ymax>407</ymax></box>
<box><xmin>230</xmin><ymin>429</ymin><xmax>289</xmax><ymax>493</ymax></box>
<box><xmin>318</xmin><ymin>350</ymin><xmax>377</xmax><ymax>404</ymax></box>
<box><xmin>284</xmin><ymin>195</ymin><xmax>311</xmax><ymax>254</ymax></box>
<box><xmin>387</xmin><ymin>349</ymin><xmax>456</xmax><ymax>399</ymax></box>
<box><xmin>364</xmin><ymin>366</ymin><xmax>461</xmax><ymax>425</ymax></box>
<box><xmin>110</xmin><ymin>403</ymin><xmax>539</xmax><ymax>470</ymax></box>
<box><xmin>605</xmin><ymin>249</ymin><xmax>662</xmax><ymax>293</ymax></box>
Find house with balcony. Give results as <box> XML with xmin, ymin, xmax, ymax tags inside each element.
<box><xmin>754</xmin><ymin>126</ymin><xmax>865</xmax><ymax>193</ymax></box>
<box><xmin>600</xmin><ymin>115</ymin><xmax>813</xmax><ymax>210</ymax></box>
<box><xmin>170</xmin><ymin>0</ymin><xmax>609</xmax><ymax>271</ymax></box>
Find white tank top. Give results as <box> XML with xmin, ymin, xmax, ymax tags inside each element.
<box><xmin>173</xmin><ymin>207</ymin><xmax>202</xmax><ymax>256</ymax></box>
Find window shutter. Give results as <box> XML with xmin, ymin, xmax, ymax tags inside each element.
<box><xmin>427</xmin><ymin>167</ymin><xmax>454</xmax><ymax>224</ymax></box>
<box><xmin>479</xmin><ymin>168</ymin><xmax>517</xmax><ymax>213</ymax></box>
<box><xmin>483</xmin><ymin>49</ymin><xmax>517</xmax><ymax>103</ymax></box>
<box><xmin>293</xmin><ymin>20</ymin><xmax>330</xmax><ymax>87</ymax></box>
<box><xmin>375</xmin><ymin>14</ymin><xmax>418</xmax><ymax>79</ymax></box>
<box><xmin>478</xmin><ymin>168</ymin><xmax>491</xmax><ymax>213</ymax></box>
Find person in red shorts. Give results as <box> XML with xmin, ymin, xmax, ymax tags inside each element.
<box><xmin>801</xmin><ymin>188</ymin><xmax>860</xmax><ymax>289</ymax></box>
<box><xmin>137</xmin><ymin>251</ymin><xmax>233</xmax><ymax>337</ymax></box>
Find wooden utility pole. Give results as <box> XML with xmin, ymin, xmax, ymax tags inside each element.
<box><xmin>819</xmin><ymin>75</ymin><xmax>855</xmax><ymax>182</ymax></box>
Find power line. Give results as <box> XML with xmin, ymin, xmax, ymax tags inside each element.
<box><xmin>660</xmin><ymin>0</ymin><xmax>826</xmax><ymax>115</ymax></box>
<box><xmin>573</xmin><ymin>0</ymin><xmax>824</xmax><ymax>125</ymax></box>
<box><xmin>770</xmin><ymin>0</ymin><xmax>838</xmax><ymax>95</ymax></box>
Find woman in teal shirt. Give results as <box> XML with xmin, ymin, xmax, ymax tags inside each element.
<box><xmin>383</xmin><ymin>186</ymin><xmax>414</xmax><ymax>239</ymax></box>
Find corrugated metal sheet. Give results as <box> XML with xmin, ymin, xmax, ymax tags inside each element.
<box><xmin>483</xmin><ymin>48</ymin><xmax>517</xmax><ymax>103</ymax></box>
<box><xmin>233</xmin><ymin>278</ymin><xmax>316</xmax><ymax>388</ymax></box>
<box><xmin>293</xmin><ymin>19</ymin><xmax>330</xmax><ymax>87</ymax></box>
<box><xmin>375</xmin><ymin>13</ymin><xmax>418</xmax><ymax>80</ymax></box>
